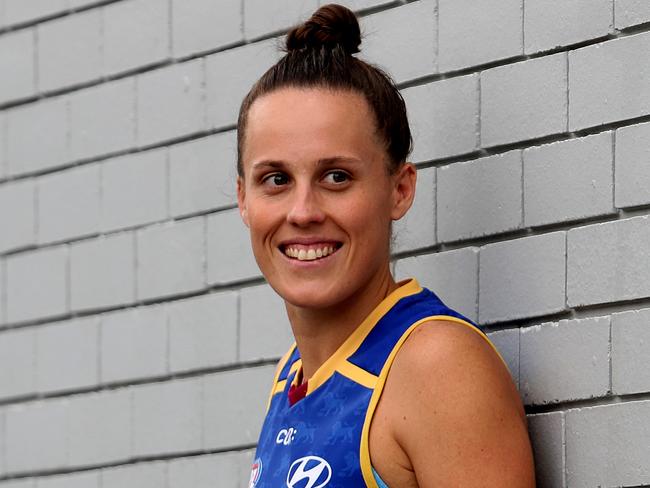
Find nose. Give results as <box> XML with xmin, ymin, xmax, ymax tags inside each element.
<box><xmin>286</xmin><ymin>183</ymin><xmax>325</xmax><ymax>227</ymax></box>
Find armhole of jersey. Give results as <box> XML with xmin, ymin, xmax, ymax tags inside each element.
<box><xmin>358</xmin><ymin>315</ymin><xmax>508</xmax><ymax>487</ymax></box>
<box><xmin>265</xmin><ymin>343</ymin><xmax>297</xmax><ymax>414</ymax></box>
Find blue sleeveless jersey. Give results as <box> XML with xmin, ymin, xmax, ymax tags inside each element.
<box><xmin>248</xmin><ymin>279</ymin><xmax>505</xmax><ymax>488</ymax></box>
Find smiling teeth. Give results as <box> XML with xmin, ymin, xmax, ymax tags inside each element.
<box><xmin>285</xmin><ymin>245</ymin><xmax>336</xmax><ymax>261</ymax></box>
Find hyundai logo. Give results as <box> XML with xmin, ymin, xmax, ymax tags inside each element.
<box><xmin>286</xmin><ymin>455</ymin><xmax>332</xmax><ymax>488</ymax></box>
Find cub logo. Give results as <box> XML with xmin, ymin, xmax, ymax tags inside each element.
<box><xmin>286</xmin><ymin>455</ymin><xmax>332</xmax><ymax>488</ymax></box>
<box><xmin>248</xmin><ymin>458</ymin><xmax>262</xmax><ymax>488</ymax></box>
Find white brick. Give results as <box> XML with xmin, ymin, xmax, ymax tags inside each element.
<box><xmin>137</xmin><ymin>59</ymin><xmax>206</xmax><ymax>146</ymax></box>
<box><xmin>0</xmin><ymin>179</ymin><xmax>36</xmax><ymax>253</ymax></box>
<box><xmin>133</xmin><ymin>377</ymin><xmax>202</xmax><ymax>456</ymax></box>
<box><xmin>5</xmin><ymin>399</ymin><xmax>68</xmax><ymax>472</ymax></box>
<box><xmin>37</xmin><ymin>471</ymin><xmax>100</xmax><ymax>488</ymax></box>
<box><xmin>569</xmin><ymin>32</ymin><xmax>650</xmax><ymax>130</ymax></box>
<box><xmin>37</xmin><ymin>163</ymin><xmax>101</xmax><ymax>243</ymax></box>
<box><xmin>203</xmin><ymin>365</ymin><xmax>275</xmax><ymax>449</ymax></box>
<box><xmin>527</xmin><ymin>412</ymin><xmax>565</xmax><ymax>488</ymax></box>
<box><xmin>612</xmin><ymin>308</ymin><xmax>650</xmax><ymax>395</ymax></box>
<box><xmin>205</xmin><ymin>39</ymin><xmax>280</xmax><ymax>129</ymax></box>
<box><xmin>0</xmin><ymin>113</ymin><xmax>5</xmax><ymax>179</ymax></box>
<box><xmin>479</xmin><ymin>232</ymin><xmax>566</xmax><ymax>324</ymax></box>
<box><xmin>0</xmin><ymin>481</ymin><xmax>35</xmax><ymax>488</ymax></box>
<box><xmin>67</xmin><ymin>389</ymin><xmax>131</xmax><ymax>466</ymax></box>
<box><xmin>168</xmin><ymin>132</ymin><xmax>238</xmax><ymax>217</ymax></box>
<box><xmin>6</xmin><ymin>96</ymin><xmax>68</xmax><ymax>176</ymax></box>
<box><xmin>525</xmin><ymin>0</ymin><xmax>612</xmax><ymax>53</ymax></box>
<box><xmin>439</xmin><ymin>0</ymin><xmax>522</xmax><ymax>71</ymax></box>
<box><xmin>172</xmin><ymin>0</ymin><xmax>242</xmax><ymax>58</ymax></box>
<box><xmin>103</xmin><ymin>0</ymin><xmax>170</xmax><ymax>75</ymax></box>
<box><xmin>438</xmin><ymin>150</ymin><xmax>522</xmax><ymax>242</ymax></box>
<box><xmin>567</xmin><ymin>216</ymin><xmax>650</xmax><ymax>306</ymax></box>
<box><xmin>168</xmin><ymin>292</ymin><xmax>238</xmax><ymax>372</ymax></box>
<box><xmin>333</xmin><ymin>0</ymin><xmax>395</xmax><ymax>10</ymax></box>
<box><xmin>6</xmin><ymin>246</ymin><xmax>68</xmax><ymax>324</ymax></box>
<box><xmin>523</xmin><ymin>133</ymin><xmax>615</xmax><ymax>227</ymax></box>
<box><xmin>486</xmin><ymin>328</ymin><xmax>519</xmax><ymax>386</ymax></box>
<box><xmin>101</xmin><ymin>149</ymin><xmax>167</xmax><ymax>232</ymax></box>
<box><xmin>35</xmin><ymin>317</ymin><xmax>98</xmax><ymax>394</ymax></box>
<box><xmin>482</xmin><ymin>53</ymin><xmax>568</xmax><ymax>147</ymax></box>
<box><xmin>402</xmin><ymin>75</ymin><xmax>479</xmax><ymax>162</ymax></box>
<box><xmin>101</xmin><ymin>461</ymin><xmax>166</xmax><ymax>488</ymax></box>
<box><xmin>239</xmin><ymin>450</ymin><xmax>256</xmax><ymax>488</ymax></box>
<box><xmin>136</xmin><ymin>219</ymin><xmax>205</xmax><ymax>300</ymax></box>
<box><xmin>615</xmin><ymin>0</ymin><xmax>650</xmax><ymax>29</ymax></box>
<box><xmin>395</xmin><ymin>248</ymin><xmax>479</xmax><ymax>322</ymax></box>
<box><xmin>240</xmin><ymin>284</ymin><xmax>292</xmax><ymax>361</ymax></box>
<box><xmin>70</xmin><ymin>232</ymin><xmax>135</xmax><ymax>311</ymax></box>
<box><xmin>520</xmin><ymin>317</ymin><xmax>610</xmax><ymax>405</ymax></box>
<box><xmin>0</xmin><ymin>328</ymin><xmax>35</xmax><ymax>399</ymax></box>
<box><xmin>101</xmin><ymin>305</ymin><xmax>167</xmax><ymax>383</ymax></box>
<box><xmin>0</xmin><ymin>259</ymin><xmax>4</xmax><ymax>325</ymax></box>
<box><xmin>207</xmin><ymin>209</ymin><xmax>260</xmax><ymax>284</ymax></box>
<box><xmin>361</xmin><ymin>0</ymin><xmax>436</xmax><ymax>83</ymax></box>
<box><xmin>615</xmin><ymin>121</ymin><xmax>650</xmax><ymax>208</ymax></box>
<box><xmin>0</xmin><ymin>29</ymin><xmax>36</xmax><ymax>104</ymax></box>
<box><xmin>169</xmin><ymin>453</ymin><xmax>243</xmax><ymax>488</ymax></box>
<box><xmin>244</xmin><ymin>0</ymin><xmax>317</xmax><ymax>40</ymax></box>
<box><xmin>393</xmin><ymin>167</ymin><xmax>435</xmax><ymax>253</ymax></box>
<box><xmin>37</xmin><ymin>9</ymin><xmax>102</xmax><ymax>92</ymax></box>
<box><xmin>69</xmin><ymin>78</ymin><xmax>136</xmax><ymax>162</ymax></box>
<box><xmin>566</xmin><ymin>400</ymin><xmax>650</xmax><ymax>487</ymax></box>
<box><xmin>2</xmin><ymin>0</ymin><xmax>66</xmax><ymax>26</ymax></box>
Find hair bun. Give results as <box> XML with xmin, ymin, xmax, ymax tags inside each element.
<box><xmin>286</xmin><ymin>4</ymin><xmax>361</xmax><ymax>54</ymax></box>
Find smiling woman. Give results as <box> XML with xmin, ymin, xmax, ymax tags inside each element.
<box><xmin>236</xmin><ymin>4</ymin><xmax>535</xmax><ymax>488</ymax></box>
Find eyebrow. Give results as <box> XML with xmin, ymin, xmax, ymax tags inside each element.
<box><xmin>251</xmin><ymin>156</ymin><xmax>362</xmax><ymax>171</ymax></box>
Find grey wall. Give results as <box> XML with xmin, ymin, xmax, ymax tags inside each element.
<box><xmin>0</xmin><ymin>0</ymin><xmax>649</xmax><ymax>487</ymax></box>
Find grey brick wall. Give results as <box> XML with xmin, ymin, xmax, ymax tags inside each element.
<box><xmin>0</xmin><ymin>1</ymin><xmax>648</xmax><ymax>487</ymax></box>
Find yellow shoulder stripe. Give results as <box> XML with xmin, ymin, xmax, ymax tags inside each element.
<box><xmin>337</xmin><ymin>360</ymin><xmax>378</xmax><ymax>390</ymax></box>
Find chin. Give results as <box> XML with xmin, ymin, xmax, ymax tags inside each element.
<box><xmin>272</xmin><ymin>281</ymin><xmax>343</xmax><ymax>310</ymax></box>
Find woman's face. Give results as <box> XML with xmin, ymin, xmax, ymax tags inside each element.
<box><xmin>237</xmin><ymin>87</ymin><xmax>415</xmax><ymax>309</ymax></box>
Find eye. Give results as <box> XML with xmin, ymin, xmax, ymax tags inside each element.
<box><xmin>262</xmin><ymin>172</ymin><xmax>290</xmax><ymax>187</ymax></box>
<box><xmin>322</xmin><ymin>170</ymin><xmax>350</xmax><ymax>185</ymax></box>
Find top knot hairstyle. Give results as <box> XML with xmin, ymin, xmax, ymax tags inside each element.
<box><xmin>236</xmin><ymin>3</ymin><xmax>412</xmax><ymax>176</ymax></box>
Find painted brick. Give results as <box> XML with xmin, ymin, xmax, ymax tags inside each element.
<box><xmin>168</xmin><ymin>132</ymin><xmax>238</xmax><ymax>217</ymax></box>
<box><xmin>101</xmin><ymin>461</ymin><xmax>166</xmax><ymax>488</ymax></box>
<box><xmin>523</xmin><ymin>132</ymin><xmax>615</xmax><ymax>227</ymax></box>
<box><xmin>37</xmin><ymin>9</ymin><xmax>102</xmax><ymax>92</ymax></box>
<box><xmin>479</xmin><ymin>232</ymin><xmax>566</xmax><ymax>323</ymax></box>
<box><xmin>567</xmin><ymin>215</ymin><xmax>650</xmax><ymax>306</ymax></box>
<box><xmin>566</xmin><ymin>400</ymin><xmax>650</xmax><ymax>487</ymax></box>
<box><xmin>525</xmin><ymin>0</ymin><xmax>612</xmax><ymax>54</ymax></box>
<box><xmin>527</xmin><ymin>412</ymin><xmax>565</xmax><ymax>488</ymax></box>
<box><xmin>37</xmin><ymin>163</ymin><xmax>101</xmax><ymax>243</ymax></box>
<box><xmin>394</xmin><ymin>247</ymin><xmax>479</xmax><ymax>322</ymax></box>
<box><xmin>327</xmin><ymin>0</ymin><xmax>394</xmax><ymax>10</ymax></box>
<box><xmin>402</xmin><ymin>74</ymin><xmax>479</xmax><ymax>162</ymax></box>
<box><xmin>101</xmin><ymin>148</ymin><xmax>167</xmax><ymax>232</ymax></box>
<box><xmin>5</xmin><ymin>398</ymin><xmax>69</xmax><ymax>472</ymax></box>
<box><xmin>2</xmin><ymin>0</ymin><xmax>67</xmax><ymax>26</ymax></box>
<box><xmin>240</xmin><ymin>284</ymin><xmax>292</xmax><ymax>361</ymax></box>
<box><xmin>615</xmin><ymin>121</ymin><xmax>650</xmax><ymax>208</ymax></box>
<box><xmin>569</xmin><ymin>32</ymin><xmax>650</xmax><ymax>130</ymax></box>
<box><xmin>615</xmin><ymin>0</ymin><xmax>650</xmax><ymax>29</ymax></box>
<box><xmin>137</xmin><ymin>59</ymin><xmax>206</xmax><ymax>146</ymax></box>
<box><xmin>70</xmin><ymin>232</ymin><xmax>135</xmax><ymax>311</ymax></box>
<box><xmin>0</xmin><ymin>481</ymin><xmax>35</xmax><ymax>488</ymax></box>
<box><xmin>133</xmin><ymin>377</ymin><xmax>202</xmax><ymax>456</ymax></box>
<box><xmin>361</xmin><ymin>0</ymin><xmax>436</xmax><ymax>83</ymax></box>
<box><xmin>172</xmin><ymin>0</ymin><xmax>242</xmax><ymax>58</ymax></box>
<box><xmin>439</xmin><ymin>0</ymin><xmax>522</xmax><ymax>72</ymax></box>
<box><xmin>205</xmin><ymin>38</ymin><xmax>280</xmax><ymax>129</ymax></box>
<box><xmin>6</xmin><ymin>96</ymin><xmax>68</xmax><ymax>176</ymax></box>
<box><xmin>520</xmin><ymin>317</ymin><xmax>610</xmax><ymax>405</ymax></box>
<box><xmin>35</xmin><ymin>317</ymin><xmax>99</xmax><ymax>393</ymax></box>
<box><xmin>69</xmin><ymin>78</ymin><xmax>136</xmax><ymax>162</ymax></box>
<box><xmin>239</xmin><ymin>450</ymin><xmax>256</xmax><ymax>488</ymax></box>
<box><xmin>0</xmin><ymin>113</ymin><xmax>5</xmax><ymax>179</ymax></box>
<box><xmin>0</xmin><ymin>259</ymin><xmax>4</xmax><ymax>326</ymax></box>
<box><xmin>6</xmin><ymin>245</ymin><xmax>68</xmax><ymax>324</ymax></box>
<box><xmin>393</xmin><ymin>166</ymin><xmax>435</xmax><ymax>253</ymax></box>
<box><xmin>486</xmin><ymin>328</ymin><xmax>520</xmax><ymax>386</ymax></box>
<box><xmin>0</xmin><ymin>29</ymin><xmax>36</xmax><ymax>104</ymax></box>
<box><xmin>244</xmin><ymin>0</ymin><xmax>317</xmax><ymax>40</ymax></box>
<box><xmin>482</xmin><ymin>53</ymin><xmax>568</xmax><ymax>147</ymax></box>
<box><xmin>0</xmin><ymin>327</ymin><xmax>35</xmax><ymax>399</ymax></box>
<box><xmin>0</xmin><ymin>178</ymin><xmax>36</xmax><ymax>253</ymax></box>
<box><xmin>37</xmin><ymin>471</ymin><xmax>100</xmax><ymax>488</ymax></box>
<box><xmin>168</xmin><ymin>452</ymin><xmax>242</xmax><ymax>488</ymax></box>
<box><xmin>168</xmin><ymin>292</ymin><xmax>238</xmax><ymax>372</ymax></box>
<box><xmin>67</xmin><ymin>389</ymin><xmax>131</xmax><ymax>466</ymax></box>
<box><xmin>136</xmin><ymin>219</ymin><xmax>205</xmax><ymax>300</ymax></box>
<box><xmin>612</xmin><ymin>308</ymin><xmax>650</xmax><ymax>395</ymax></box>
<box><xmin>207</xmin><ymin>209</ymin><xmax>260</xmax><ymax>284</ymax></box>
<box><xmin>0</xmin><ymin>410</ymin><xmax>4</xmax><ymax>476</ymax></box>
<box><xmin>204</xmin><ymin>365</ymin><xmax>275</xmax><ymax>449</ymax></box>
<box><xmin>103</xmin><ymin>0</ymin><xmax>170</xmax><ymax>75</ymax></box>
<box><xmin>438</xmin><ymin>150</ymin><xmax>522</xmax><ymax>242</ymax></box>
<box><xmin>101</xmin><ymin>304</ymin><xmax>167</xmax><ymax>383</ymax></box>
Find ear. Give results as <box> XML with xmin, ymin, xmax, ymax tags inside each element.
<box><xmin>390</xmin><ymin>162</ymin><xmax>417</xmax><ymax>221</ymax></box>
<box><xmin>237</xmin><ymin>177</ymin><xmax>249</xmax><ymax>227</ymax></box>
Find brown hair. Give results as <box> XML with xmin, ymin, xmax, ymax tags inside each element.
<box><xmin>236</xmin><ymin>3</ymin><xmax>412</xmax><ymax>176</ymax></box>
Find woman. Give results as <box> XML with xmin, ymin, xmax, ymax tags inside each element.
<box><xmin>237</xmin><ymin>4</ymin><xmax>535</xmax><ymax>487</ymax></box>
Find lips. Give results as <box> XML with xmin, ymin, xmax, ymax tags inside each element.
<box><xmin>279</xmin><ymin>241</ymin><xmax>342</xmax><ymax>261</ymax></box>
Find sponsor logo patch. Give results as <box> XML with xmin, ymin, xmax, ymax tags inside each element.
<box><xmin>249</xmin><ymin>458</ymin><xmax>262</xmax><ymax>488</ymax></box>
<box><xmin>286</xmin><ymin>455</ymin><xmax>332</xmax><ymax>488</ymax></box>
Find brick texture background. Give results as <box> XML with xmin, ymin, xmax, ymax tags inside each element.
<box><xmin>0</xmin><ymin>1</ymin><xmax>649</xmax><ymax>487</ymax></box>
